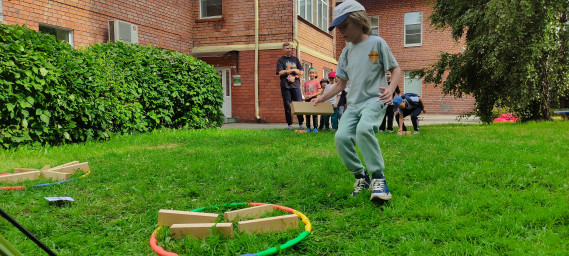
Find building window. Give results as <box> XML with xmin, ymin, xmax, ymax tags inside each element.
<box><xmin>404</xmin><ymin>12</ymin><xmax>422</xmax><ymax>47</ymax></box>
<box><xmin>302</xmin><ymin>62</ymin><xmax>312</xmax><ymax>82</ymax></box>
<box><xmin>370</xmin><ymin>16</ymin><xmax>379</xmax><ymax>35</ymax></box>
<box><xmin>200</xmin><ymin>0</ymin><xmax>222</xmax><ymax>19</ymax></box>
<box><xmin>298</xmin><ymin>0</ymin><xmax>312</xmax><ymax>23</ymax></box>
<box><xmin>317</xmin><ymin>0</ymin><xmax>328</xmax><ymax>31</ymax></box>
<box><xmin>323</xmin><ymin>68</ymin><xmax>331</xmax><ymax>80</ymax></box>
<box><xmin>39</xmin><ymin>24</ymin><xmax>73</xmax><ymax>47</ymax></box>
<box><xmin>404</xmin><ymin>71</ymin><xmax>422</xmax><ymax>96</ymax></box>
<box><xmin>298</xmin><ymin>0</ymin><xmax>328</xmax><ymax>32</ymax></box>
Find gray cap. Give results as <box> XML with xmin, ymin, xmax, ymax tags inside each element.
<box><xmin>328</xmin><ymin>0</ymin><xmax>366</xmax><ymax>31</ymax></box>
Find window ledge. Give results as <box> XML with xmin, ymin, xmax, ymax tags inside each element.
<box><xmin>196</xmin><ymin>17</ymin><xmax>224</xmax><ymax>23</ymax></box>
<box><xmin>404</xmin><ymin>44</ymin><xmax>423</xmax><ymax>48</ymax></box>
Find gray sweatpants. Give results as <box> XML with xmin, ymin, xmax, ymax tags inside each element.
<box><xmin>334</xmin><ymin>99</ymin><xmax>387</xmax><ymax>176</ymax></box>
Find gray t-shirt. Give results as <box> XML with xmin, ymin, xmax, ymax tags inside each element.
<box><xmin>336</xmin><ymin>36</ymin><xmax>398</xmax><ymax>106</ymax></box>
<box><xmin>322</xmin><ymin>83</ymin><xmax>338</xmax><ymax>105</ymax></box>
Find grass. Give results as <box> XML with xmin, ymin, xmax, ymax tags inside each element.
<box><xmin>1</xmin><ymin>122</ymin><xmax>568</xmax><ymax>255</ymax></box>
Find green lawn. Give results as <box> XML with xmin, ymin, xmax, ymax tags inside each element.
<box><xmin>1</xmin><ymin>122</ymin><xmax>568</xmax><ymax>255</ymax></box>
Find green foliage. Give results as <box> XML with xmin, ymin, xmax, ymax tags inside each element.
<box><xmin>420</xmin><ymin>0</ymin><xmax>569</xmax><ymax>123</ymax></box>
<box><xmin>0</xmin><ymin>24</ymin><xmax>224</xmax><ymax>149</ymax></box>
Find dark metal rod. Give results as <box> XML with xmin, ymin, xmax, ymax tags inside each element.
<box><xmin>0</xmin><ymin>208</ymin><xmax>58</xmax><ymax>256</ymax></box>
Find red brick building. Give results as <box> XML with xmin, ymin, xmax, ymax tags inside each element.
<box><xmin>337</xmin><ymin>0</ymin><xmax>475</xmax><ymax>114</ymax></box>
<box><xmin>1</xmin><ymin>0</ymin><xmax>473</xmax><ymax>123</ymax></box>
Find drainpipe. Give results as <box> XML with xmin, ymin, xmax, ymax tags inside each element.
<box><xmin>293</xmin><ymin>0</ymin><xmax>300</xmax><ymax>59</ymax></box>
<box><xmin>0</xmin><ymin>0</ymin><xmax>3</xmax><ymax>24</ymax></box>
<box><xmin>254</xmin><ymin>0</ymin><xmax>260</xmax><ymax>120</ymax></box>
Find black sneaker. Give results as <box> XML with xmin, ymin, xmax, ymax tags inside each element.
<box><xmin>352</xmin><ymin>171</ymin><xmax>371</xmax><ymax>196</ymax></box>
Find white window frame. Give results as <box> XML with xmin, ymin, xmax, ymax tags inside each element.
<box><xmin>298</xmin><ymin>0</ymin><xmax>329</xmax><ymax>32</ymax></box>
<box><xmin>404</xmin><ymin>12</ymin><xmax>422</xmax><ymax>47</ymax></box>
<box><xmin>39</xmin><ymin>24</ymin><xmax>74</xmax><ymax>47</ymax></box>
<box><xmin>200</xmin><ymin>0</ymin><xmax>222</xmax><ymax>19</ymax></box>
<box><xmin>370</xmin><ymin>15</ymin><xmax>379</xmax><ymax>36</ymax></box>
<box><xmin>404</xmin><ymin>71</ymin><xmax>422</xmax><ymax>96</ymax></box>
<box><xmin>317</xmin><ymin>0</ymin><xmax>328</xmax><ymax>31</ymax></box>
<box><xmin>298</xmin><ymin>0</ymin><xmax>312</xmax><ymax>23</ymax></box>
<box><xmin>302</xmin><ymin>61</ymin><xmax>312</xmax><ymax>83</ymax></box>
<box><xmin>323</xmin><ymin>68</ymin><xmax>332</xmax><ymax>80</ymax></box>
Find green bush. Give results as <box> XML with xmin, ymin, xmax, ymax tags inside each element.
<box><xmin>0</xmin><ymin>24</ymin><xmax>224</xmax><ymax>149</ymax></box>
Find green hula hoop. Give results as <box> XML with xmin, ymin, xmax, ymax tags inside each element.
<box><xmin>150</xmin><ymin>202</ymin><xmax>312</xmax><ymax>256</ymax></box>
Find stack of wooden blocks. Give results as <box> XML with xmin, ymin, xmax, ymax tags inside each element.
<box><xmin>158</xmin><ymin>204</ymin><xmax>299</xmax><ymax>239</ymax></box>
<box><xmin>0</xmin><ymin>161</ymin><xmax>90</xmax><ymax>183</ymax></box>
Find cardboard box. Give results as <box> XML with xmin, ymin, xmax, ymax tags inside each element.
<box><xmin>291</xmin><ymin>101</ymin><xmax>334</xmax><ymax>115</ymax></box>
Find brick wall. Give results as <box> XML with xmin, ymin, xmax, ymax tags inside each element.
<box><xmin>201</xmin><ymin>48</ymin><xmax>339</xmax><ymax>123</ymax></box>
<box><xmin>335</xmin><ymin>0</ymin><xmax>475</xmax><ymax>114</ymax></box>
<box><xmin>297</xmin><ymin>18</ymin><xmax>335</xmax><ymax>57</ymax></box>
<box><xmin>299</xmin><ymin>52</ymin><xmax>337</xmax><ymax>82</ymax></box>
<box><xmin>2</xmin><ymin>0</ymin><xmax>194</xmax><ymax>52</ymax></box>
<box><xmin>2</xmin><ymin>0</ymin><xmax>344</xmax><ymax>123</ymax></box>
<box><xmin>193</xmin><ymin>1</ymin><xmax>294</xmax><ymax>47</ymax></box>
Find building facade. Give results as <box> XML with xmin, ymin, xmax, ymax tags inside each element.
<box><xmin>1</xmin><ymin>0</ymin><xmax>340</xmax><ymax>123</ymax></box>
<box><xmin>1</xmin><ymin>0</ymin><xmax>473</xmax><ymax>123</ymax></box>
<box><xmin>336</xmin><ymin>0</ymin><xmax>475</xmax><ymax>114</ymax></box>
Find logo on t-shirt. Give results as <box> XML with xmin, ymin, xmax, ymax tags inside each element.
<box><xmin>307</xmin><ymin>84</ymin><xmax>315</xmax><ymax>93</ymax></box>
<box><xmin>369</xmin><ymin>51</ymin><xmax>380</xmax><ymax>64</ymax></box>
<box><xmin>286</xmin><ymin>62</ymin><xmax>297</xmax><ymax>70</ymax></box>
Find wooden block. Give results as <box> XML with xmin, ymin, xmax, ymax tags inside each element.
<box><xmin>47</xmin><ymin>162</ymin><xmax>89</xmax><ymax>174</ymax></box>
<box><xmin>157</xmin><ymin>209</ymin><xmax>218</xmax><ymax>226</ymax></box>
<box><xmin>294</xmin><ymin>129</ymin><xmax>307</xmax><ymax>133</ymax></box>
<box><xmin>41</xmin><ymin>165</ymin><xmax>51</xmax><ymax>170</ymax></box>
<box><xmin>0</xmin><ymin>171</ymin><xmax>41</xmax><ymax>183</ymax></box>
<box><xmin>50</xmin><ymin>161</ymin><xmax>80</xmax><ymax>169</ymax></box>
<box><xmin>238</xmin><ymin>214</ymin><xmax>298</xmax><ymax>234</ymax></box>
<box><xmin>224</xmin><ymin>204</ymin><xmax>273</xmax><ymax>222</ymax></box>
<box><xmin>13</xmin><ymin>168</ymin><xmax>39</xmax><ymax>173</ymax></box>
<box><xmin>41</xmin><ymin>170</ymin><xmax>70</xmax><ymax>181</ymax></box>
<box><xmin>291</xmin><ymin>101</ymin><xmax>334</xmax><ymax>115</ymax></box>
<box><xmin>171</xmin><ymin>223</ymin><xmax>233</xmax><ymax>239</ymax></box>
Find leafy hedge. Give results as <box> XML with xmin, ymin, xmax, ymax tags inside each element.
<box><xmin>0</xmin><ymin>24</ymin><xmax>224</xmax><ymax>149</ymax></box>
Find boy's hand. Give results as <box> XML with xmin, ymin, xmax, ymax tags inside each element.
<box><xmin>379</xmin><ymin>87</ymin><xmax>394</xmax><ymax>104</ymax></box>
<box><xmin>287</xmin><ymin>75</ymin><xmax>296</xmax><ymax>83</ymax></box>
<box><xmin>311</xmin><ymin>97</ymin><xmax>320</xmax><ymax>106</ymax></box>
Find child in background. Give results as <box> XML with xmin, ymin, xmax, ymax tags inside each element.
<box><xmin>319</xmin><ymin>73</ymin><xmax>340</xmax><ymax>130</ymax></box>
<box><xmin>379</xmin><ymin>71</ymin><xmax>401</xmax><ymax>133</ymax></box>
<box><xmin>318</xmin><ymin>78</ymin><xmax>332</xmax><ymax>130</ymax></box>
<box><xmin>312</xmin><ymin>0</ymin><xmax>401</xmax><ymax>202</ymax></box>
<box><xmin>302</xmin><ymin>67</ymin><xmax>322</xmax><ymax>132</ymax></box>
<box><xmin>393</xmin><ymin>93</ymin><xmax>425</xmax><ymax>134</ymax></box>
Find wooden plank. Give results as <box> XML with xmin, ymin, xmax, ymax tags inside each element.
<box><xmin>238</xmin><ymin>214</ymin><xmax>298</xmax><ymax>234</ymax></box>
<box><xmin>41</xmin><ymin>165</ymin><xmax>51</xmax><ymax>171</ymax></box>
<box><xmin>40</xmin><ymin>170</ymin><xmax>70</xmax><ymax>181</ymax></box>
<box><xmin>13</xmin><ymin>168</ymin><xmax>38</xmax><ymax>174</ymax></box>
<box><xmin>291</xmin><ymin>101</ymin><xmax>334</xmax><ymax>115</ymax></box>
<box><xmin>171</xmin><ymin>223</ymin><xmax>233</xmax><ymax>239</ymax></box>
<box><xmin>157</xmin><ymin>209</ymin><xmax>218</xmax><ymax>226</ymax></box>
<box><xmin>224</xmin><ymin>204</ymin><xmax>273</xmax><ymax>222</ymax></box>
<box><xmin>46</xmin><ymin>162</ymin><xmax>89</xmax><ymax>174</ymax></box>
<box><xmin>0</xmin><ymin>171</ymin><xmax>41</xmax><ymax>183</ymax></box>
<box><xmin>49</xmin><ymin>161</ymin><xmax>80</xmax><ymax>169</ymax></box>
